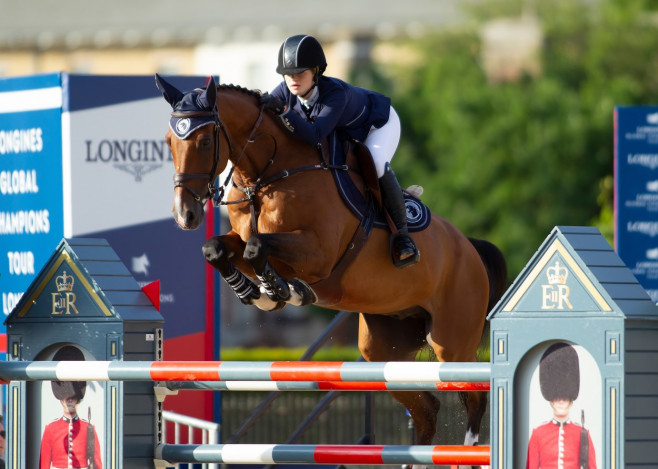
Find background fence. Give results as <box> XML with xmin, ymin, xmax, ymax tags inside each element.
<box><xmin>220</xmin><ymin>391</ymin><xmax>491</xmax><ymax>445</ymax></box>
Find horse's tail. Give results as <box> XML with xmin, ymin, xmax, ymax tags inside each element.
<box><xmin>468</xmin><ymin>237</ymin><xmax>508</xmax><ymax>313</ymax></box>
<box><xmin>458</xmin><ymin>238</ymin><xmax>508</xmax><ymax>442</ymax></box>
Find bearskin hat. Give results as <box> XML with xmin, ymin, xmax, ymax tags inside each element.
<box><xmin>539</xmin><ymin>342</ymin><xmax>580</xmax><ymax>402</ymax></box>
<box><xmin>51</xmin><ymin>346</ymin><xmax>86</xmax><ymax>401</ymax></box>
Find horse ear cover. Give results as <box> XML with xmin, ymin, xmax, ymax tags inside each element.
<box><xmin>51</xmin><ymin>346</ymin><xmax>87</xmax><ymax>401</ymax></box>
<box><xmin>197</xmin><ymin>76</ymin><xmax>217</xmax><ymax>110</ymax></box>
<box><xmin>539</xmin><ymin>342</ymin><xmax>580</xmax><ymax>402</ymax></box>
<box><xmin>155</xmin><ymin>73</ymin><xmax>184</xmax><ymax>108</ymax></box>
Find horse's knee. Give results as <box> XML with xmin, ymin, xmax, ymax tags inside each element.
<box><xmin>203</xmin><ymin>237</ymin><xmax>229</xmax><ymax>268</ymax></box>
<box><xmin>243</xmin><ymin>235</ymin><xmax>270</xmax><ymax>271</ymax></box>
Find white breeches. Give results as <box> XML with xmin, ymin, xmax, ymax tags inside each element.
<box><xmin>365</xmin><ymin>106</ymin><xmax>401</xmax><ymax>178</ymax></box>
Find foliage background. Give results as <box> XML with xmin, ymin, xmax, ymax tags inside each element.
<box><xmin>355</xmin><ymin>0</ymin><xmax>658</xmax><ymax>279</ymax></box>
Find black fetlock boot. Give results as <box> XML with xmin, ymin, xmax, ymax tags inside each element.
<box><xmin>379</xmin><ymin>163</ymin><xmax>420</xmax><ymax>268</ymax></box>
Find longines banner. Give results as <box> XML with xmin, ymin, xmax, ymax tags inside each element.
<box><xmin>0</xmin><ymin>74</ymin><xmax>212</xmax><ymax>359</ymax></box>
<box><xmin>615</xmin><ymin>106</ymin><xmax>658</xmax><ymax>303</ymax></box>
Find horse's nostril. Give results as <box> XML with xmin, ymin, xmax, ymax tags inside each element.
<box><xmin>185</xmin><ymin>211</ymin><xmax>196</xmax><ymax>225</ymax></box>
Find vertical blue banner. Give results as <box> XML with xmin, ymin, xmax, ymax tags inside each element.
<box><xmin>614</xmin><ymin>106</ymin><xmax>658</xmax><ymax>302</ymax></box>
<box><xmin>0</xmin><ymin>74</ymin><xmax>65</xmax><ymax>352</ymax></box>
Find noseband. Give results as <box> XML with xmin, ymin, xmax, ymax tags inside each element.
<box><xmin>170</xmin><ymin>108</ymin><xmax>230</xmax><ymax>205</ymax></box>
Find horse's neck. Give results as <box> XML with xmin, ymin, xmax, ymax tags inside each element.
<box><xmin>218</xmin><ymin>94</ymin><xmax>264</xmax><ymax>179</ymax></box>
<box><xmin>233</xmin><ymin>138</ymin><xmax>321</xmax><ymax>187</ymax></box>
<box><xmin>221</xmin><ymin>98</ymin><xmax>321</xmax><ymax>182</ymax></box>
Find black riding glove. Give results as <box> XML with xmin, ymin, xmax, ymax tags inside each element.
<box><xmin>260</xmin><ymin>93</ymin><xmax>287</xmax><ymax>115</ymax></box>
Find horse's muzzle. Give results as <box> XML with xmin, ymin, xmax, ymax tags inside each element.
<box><xmin>172</xmin><ymin>193</ymin><xmax>205</xmax><ymax>230</ymax></box>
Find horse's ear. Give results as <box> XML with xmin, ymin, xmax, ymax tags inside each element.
<box><xmin>198</xmin><ymin>76</ymin><xmax>217</xmax><ymax>110</ymax></box>
<box><xmin>154</xmin><ymin>73</ymin><xmax>183</xmax><ymax>107</ymax></box>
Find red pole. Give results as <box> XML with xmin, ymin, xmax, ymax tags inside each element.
<box><xmin>431</xmin><ymin>445</ymin><xmax>490</xmax><ymax>466</ymax></box>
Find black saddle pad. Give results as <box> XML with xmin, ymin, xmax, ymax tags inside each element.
<box><xmin>327</xmin><ymin>132</ymin><xmax>431</xmax><ymax>232</ymax></box>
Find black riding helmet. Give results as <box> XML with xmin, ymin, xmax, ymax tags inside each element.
<box><xmin>276</xmin><ymin>34</ymin><xmax>327</xmax><ymax>76</ymax></box>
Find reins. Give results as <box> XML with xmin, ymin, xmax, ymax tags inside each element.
<box><xmin>229</xmin><ymin>131</ymin><xmax>350</xmax><ymax>234</ymax></box>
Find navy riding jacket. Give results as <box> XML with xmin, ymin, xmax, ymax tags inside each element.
<box><xmin>270</xmin><ymin>76</ymin><xmax>391</xmax><ymax>144</ymax></box>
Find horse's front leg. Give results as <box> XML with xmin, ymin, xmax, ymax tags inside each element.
<box><xmin>243</xmin><ymin>235</ymin><xmax>291</xmax><ymax>302</ymax></box>
<box><xmin>243</xmin><ymin>234</ymin><xmax>319</xmax><ymax>308</ymax></box>
<box><xmin>202</xmin><ymin>233</ymin><xmax>283</xmax><ymax>311</ymax></box>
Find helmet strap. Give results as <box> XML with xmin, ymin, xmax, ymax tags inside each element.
<box><xmin>300</xmin><ymin>69</ymin><xmax>322</xmax><ymax>98</ymax></box>
<box><xmin>300</xmin><ymin>83</ymin><xmax>316</xmax><ymax>100</ymax></box>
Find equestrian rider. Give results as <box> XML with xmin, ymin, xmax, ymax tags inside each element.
<box><xmin>261</xmin><ymin>34</ymin><xmax>420</xmax><ymax>268</ymax></box>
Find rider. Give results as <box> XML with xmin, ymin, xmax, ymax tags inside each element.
<box><xmin>261</xmin><ymin>34</ymin><xmax>420</xmax><ymax>268</ymax></box>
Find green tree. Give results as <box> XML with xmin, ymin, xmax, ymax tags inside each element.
<box><xmin>365</xmin><ymin>0</ymin><xmax>658</xmax><ymax>278</ymax></box>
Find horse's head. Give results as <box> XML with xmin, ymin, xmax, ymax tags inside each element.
<box><xmin>155</xmin><ymin>74</ymin><xmax>227</xmax><ymax>230</ymax></box>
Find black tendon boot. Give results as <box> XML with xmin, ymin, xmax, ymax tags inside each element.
<box><xmin>379</xmin><ymin>163</ymin><xmax>420</xmax><ymax>268</ymax></box>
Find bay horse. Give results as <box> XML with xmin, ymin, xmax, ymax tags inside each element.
<box><xmin>155</xmin><ymin>74</ymin><xmax>507</xmax><ymax>460</ymax></box>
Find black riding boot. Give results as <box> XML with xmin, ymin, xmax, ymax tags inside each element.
<box><xmin>379</xmin><ymin>163</ymin><xmax>420</xmax><ymax>268</ymax></box>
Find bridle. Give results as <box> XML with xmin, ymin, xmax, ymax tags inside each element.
<box><xmin>171</xmin><ymin>98</ymin><xmax>349</xmax><ymax>235</ymax></box>
<box><xmin>170</xmin><ymin>106</ymin><xmax>233</xmax><ymax>205</ymax></box>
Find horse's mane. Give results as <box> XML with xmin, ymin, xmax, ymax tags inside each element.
<box><xmin>217</xmin><ymin>83</ymin><xmax>288</xmax><ymax>129</ymax></box>
<box><xmin>216</xmin><ymin>83</ymin><xmax>262</xmax><ymax>102</ymax></box>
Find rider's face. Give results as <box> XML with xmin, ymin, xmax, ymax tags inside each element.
<box><xmin>284</xmin><ymin>69</ymin><xmax>315</xmax><ymax>98</ymax></box>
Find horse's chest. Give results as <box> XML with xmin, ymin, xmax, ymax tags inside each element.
<box><xmin>228</xmin><ymin>198</ymin><xmax>296</xmax><ymax>239</ymax></box>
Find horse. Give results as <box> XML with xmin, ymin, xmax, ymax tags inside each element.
<box><xmin>155</xmin><ymin>74</ymin><xmax>508</xmax><ymax>461</ymax></box>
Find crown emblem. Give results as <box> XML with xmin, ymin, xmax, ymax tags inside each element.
<box><xmin>55</xmin><ymin>270</ymin><xmax>74</xmax><ymax>292</ymax></box>
<box><xmin>546</xmin><ymin>261</ymin><xmax>568</xmax><ymax>285</ymax></box>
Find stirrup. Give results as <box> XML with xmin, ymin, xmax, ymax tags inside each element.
<box><xmin>390</xmin><ymin>234</ymin><xmax>420</xmax><ymax>269</ymax></box>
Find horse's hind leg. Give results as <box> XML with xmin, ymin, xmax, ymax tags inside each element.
<box><xmin>357</xmin><ymin>314</ymin><xmax>440</xmax><ymax>446</ymax></box>
<box><xmin>425</xmin><ymin>276</ymin><xmax>489</xmax><ymax>468</ymax></box>
<box><xmin>460</xmin><ymin>390</ymin><xmax>488</xmax><ymax>446</ymax></box>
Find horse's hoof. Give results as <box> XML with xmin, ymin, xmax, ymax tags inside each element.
<box><xmin>238</xmin><ymin>294</ymin><xmax>257</xmax><ymax>306</ymax></box>
<box><xmin>253</xmin><ymin>289</ymin><xmax>286</xmax><ymax>311</ymax></box>
<box><xmin>289</xmin><ymin>278</ymin><xmax>317</xmax><ymax>306</ymax></box>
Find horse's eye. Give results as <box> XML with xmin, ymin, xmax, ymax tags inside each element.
<box><xmin>200</xmin><ymin>137</ymin><xmax>213</xmax><ymax>148</ymax></box>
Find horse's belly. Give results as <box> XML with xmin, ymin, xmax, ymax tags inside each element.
<box><xmin>334</xmin><ymin>224</ymin><xmax>489</xmax><ymax>315</ymax></box>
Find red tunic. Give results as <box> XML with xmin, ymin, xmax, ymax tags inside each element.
<box><xmin>526</xmin><ymin>419</ymin><xmax>596</xmax><ymax>469</ymax></box>
<box><xmin>39</xmin><ymin>416</ymin><xmax>102</xmax><ymax>469</ymax></box>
